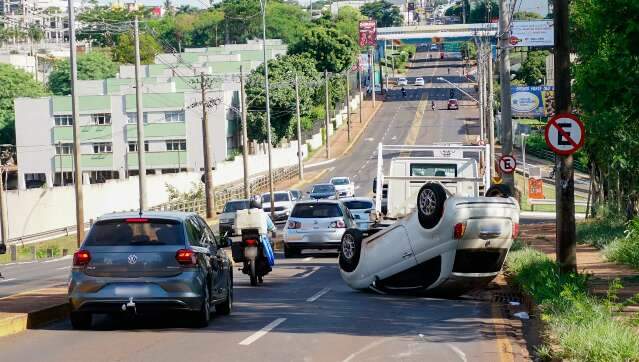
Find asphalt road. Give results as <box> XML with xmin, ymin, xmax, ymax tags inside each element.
<box><xmin>0</xmin><ymin>50</ymin><xmax>516</xmax><ymax>360</ymax></box>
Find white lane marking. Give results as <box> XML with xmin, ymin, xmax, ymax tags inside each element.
<box><xmin>0</xmin><ymin>278</ymin><xmax>17</xmax><ymax>283</ymax></box>
<box><xmin>355</xmin><ymin>185</ymin><xmax>361</xmax><ymax>190</ymax></box>
<box><xmin>303</xmin><ymin>257</ymin><xmax>313</xmax><ymax>262</ymax></box>
<box><xmin>305</xmin><ymin>158</ymin><xmax>336</xmax><ymax>169</ymax></box>
<box><xmin>446</xmin><ymin>344</ymin><xmax>467</xmax><ymax>362</ymax></box>
<box><xmin>306</xmin><ymin>287</ymin><xmax>330</xmax><ymax>302</ymax></box>
<box><xmin>56</xmin><ymin>266</ymin><xmax>71</xmax><ymax>270</ymax></box>
<box><xmin>365</xmin><ymin>137</ymin><xmax>374</xmax><ymax>141</ymax></box>
<box><xmin>43</xmin><ymin>255</ymin><xmax>73</xmax><ymax>263</ymax></box>
<box><xmin>298</xmin><ymin>266</ymin><xmax>321</xmax><ymax>278</ymax></box>
<box><xmin>342</xmin><ymin>337</ymin><xmax>399</xmax><ymax>362</ymax></box>
<box><xmin>391</xmin><ymin>136</ymin><xmax>397</xmax><ymax>140</ymax></box>
<box><xmin>238</xmin><ymin>318</ymin><xmax>287</xmax><ymax>346</ymax></box>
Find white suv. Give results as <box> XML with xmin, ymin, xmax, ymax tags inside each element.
<box><xmin>330</xmin><ymin>177</ymin><xmax>355</xmax><ymax>198</ymax></box>
<box><xmin>261</xmin><ymin>191</ymin><xmax>294</xmax><ymax>223</ymax></box>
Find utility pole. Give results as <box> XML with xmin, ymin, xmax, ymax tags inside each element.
<box><xmin>0</xmin><ymin>165</ymin><xmax>8</xmax><ymax>249</ymax></box>
<box><xmin>477</xmin><ymin>41</ymin><xmax>485</xmax><ymax>141</ymax></box>
<box><xmin>240</xmin><ymin>65</ymin><xmax>250</xmax><ymax>198</ymax></box>
<box><xmin>294</xmin><ymin>74</ymin><xmax>304</xmax><ymax>181</ymax></box>
<box><xmin>369</xmin><ymin>47</ymin><xmax>376</xmax><ymax>106</ymax></box>
<box><xmin>358</xmin><ymin>70</ymin><xmax>363</xmax><ymax>123</ymax></box>
<box><xmin>498</xmin><ymin>0</ymin><xmax>514</xmax><ymax>188</ymax></box>
<box><xmin>324</xmin><ymin>69</ymin><xmax>331</xmax><ymax>159</ymax></box>
<box><xmin>200</xmin><ymin>73</ymin><xmax>215</xmax><ymax>218</ymax></box>
<box><xmin>134</xmin><ymin>17</ymin><xmax>147</xmax><ymax>213</ymax></box>
<box><xmin>345</xmin><ymin>71</ymin><xmax>351</xmax><ymax>142</ymax></box>
<box><xmin>260</xmin><ymin>0</ymin><xmax>275</xmax><ymax>219</ymax></box>
<box><xmin>487</xmin><ymin>41</ymin><xmax>496</xmax><ymax>173</ymax></box>
<box><xmin>68</xmin><ymin>0</ymin><xmax>84</xmax><ymax>247</ymax></box>
<box><xmin>554</xmin><ymin>0</ymin><xmax>576</xmax><ymax>274</ymax></box>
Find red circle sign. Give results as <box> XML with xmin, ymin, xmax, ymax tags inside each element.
<box><xmin>509</xmin><ymin>36</ymin><xmax>519</xmax><ymax>46</ymax></box>
<box><xmin>544</xmin><ymin>113</ymin><xmax>585</xmax><ymax>156</ymax></box>
<box><xmin>499</xmin><ymin>155</ymin><xmax>517</xmax><ymax>174</ymax></box>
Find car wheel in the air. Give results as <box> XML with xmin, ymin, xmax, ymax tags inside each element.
<box><xmin>486</xmin><ymin>184</ymin><xmax>513</xmax><ymax>198</ymax></box>
<box><xmin>417</xmin><ymin>183</ymin><xmax>447</xmax><ymax>229</ymax></box>
<box><xmin>339</xmin><ymin>229</ymin><xmax>364</xmax><ymax>273</ymax></box>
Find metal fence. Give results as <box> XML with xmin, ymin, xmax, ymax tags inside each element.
<box><xmin>526</xmin><ymin>148</ymin><xmax>588</xmax><ymax>173</ymax></box>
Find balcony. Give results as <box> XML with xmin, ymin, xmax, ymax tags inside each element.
<box><xmin>126</xmin><ymin>123</ymin><xmax>186</xmax><ymax>140</ymax></box>
<box><xmin>126</xmin><ymin>151</ymin><xmax>188</xmax><ymax>168</ymax></box>
<box><xmin>53</xmin><ymin>125</ymin><xmax>112</xmax><ymax>143</ymax></box>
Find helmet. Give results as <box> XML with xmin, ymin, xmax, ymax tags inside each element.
<box><xmin>249</xmin><ymin>194</ymin><xmax>262</xmax><ymax>209</ymax></box>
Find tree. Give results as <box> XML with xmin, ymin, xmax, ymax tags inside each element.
<box><xmin>266</xmin><ymin>1</ymin><xmax>311</xmax><ymax>44</ymax></box>
<box><xmin>27</xmin><ymin>25</ymin><xmax>44</xmax><ymax>43</ymax></box>
<box><xmin>217</xmin><ymin>0</ymin><xmax>261</xmax><ymax>44</ymax></box>
<box><xmin>515</xmin><ymin>51</ymin><xmax>548</xmax><ymax>86</ymax></box>
<box><xmin>460</xmin><ymin>41</ymin><xmax>477</xmax><ymax>60</ymax></box>
<box><xmin>245</xmin><ymin>54</ymin><xmax>322</xmax><ymax>143</ymax></box>
<box><xmin>334</xmin><ymin>6</ymin><xmax>365</xmax><ymax>45</ymax></box>
<box><xmin>468</xmin><ymin>0</ymin><xmax>498</xmax><ymax>23</ymax></box>
<box><xmin>0</xmin><ymin>64</ymin><xmax>47</xmax><ymax>144</ymax></box>
<box><xmin>112</xmin><ymin>31</ymin><xmax>162</xmax><ymax>64</ymax></box>
<box><xmin>289</xmin><ymin>26</ymin><xmax>357</xmax><ymax>73</ymax></box>
<box><xmin>48</xmin><ymin>52</ymin><xmax>118</xmax><ymax>95</ymax></box>
<box><xmin>76</xmin><ymin>7</ymin><xmax>140</xmax><ymax>47</ymax></box>
<box><xmin>360</xmin><ymin>1</ymin><xmax>403</xmax><ymax>27</ymax></box>
<box><xmin>513</xmin><ymin>11</ymin><xmax>543</xmax><ymax>20</ymax></box>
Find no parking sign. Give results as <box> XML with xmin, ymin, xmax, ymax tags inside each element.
<box><xmin>498</xmin><ymin>155</ymin><xmax>517</xmax><ymax>174</ymax></box>
<box><xmin>545</xmin><ymin>113</ymin><xmax>585</xmax><ymax>155</ymax></box>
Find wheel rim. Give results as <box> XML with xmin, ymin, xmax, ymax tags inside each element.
<box><xmin>419</xmin><ymin>189</ymin><xmax>437</xmax><ymax>215</ymax></box>
<box><xmin>342</xmin><ymin>233</ymin><xmax>355</xmax><ymax>260</ymax></box>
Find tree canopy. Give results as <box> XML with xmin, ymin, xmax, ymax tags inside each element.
<box><xmin>0</xmin><ymin>64</ymin><xmax>47</xmax><ymax>144</ymax></box>
<box><xmin>48</xmin><ymin>52</ymin><xmax>118</xmax><ymax>95</ymax></box>
<box><xmin>360</xmin><ymin>1</ymin><xmax>403</xmax><ymax>27</ymax></box>
<box><xmin>514</xmin><ymin>51</ymin><xmax>548</xmax><ymax>86</ymax></box>
<box><xmin>289</xmin><ymin>27</ymin><xmax>357</xmax><ymax>73</ymax></box>
<box><xmin>112</xmin><ymin>31</ymin><xmax>162</xmax><ymax>64</ymax></box>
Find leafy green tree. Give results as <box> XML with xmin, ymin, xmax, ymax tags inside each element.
<box><xmin>27</xmin><ymin>25</ymin><xmax>44</xmax><ymax>43</ymax></box>
<box><xmin>112</xmin><ymin>31</ymin><xmax>162</xmax><ymax>64</ymax></box>
<box><xmin>77</xmin><ymin>7</ymin><xmax>139</xmax><ymax>47</ymax></box>
<box><xmin>48</xmin><ymin>52</ymin><xmax>118</xmax><ymax>95</ymax></box>
<box><xmin>334</xmin><ymin>6</ymin><xmax>365</xmax><ymax>45</ymax></box>
<box><xmin>460</xmin><ymin>41</ymin><xmax>477</xmax><ymax>60</ymax></box>
<box><xmin>289</xmin><ymin>27</ymin><xmax>357</xmax><ymax>73</ymax></box>
<box><xmin>190</xmin><ymin>10</ymin><xmax>225</xmax><ymax>47</ymax></box>
<box><xmin>217</xmin><ymin>0</ymin><xmax>261</xmax><ymax>44</ymax></box>
<box><xmin>0</xmin><ymin>64</ymin><xmax>47</xmax><ymax>144</ymax></box>
<box><xmin>513</xmin><ymin>11</ymin><xmax>543</xmax><ymax>20</ymax></box>
<box><xmin>515</xmin><ymin>51</ymin><xmax>548</xmax><ymax>86</ymax></box>
<box><xmin>360</xmin><ymin>0</ymin><xmax>403</xmax><ymax>27</ymax></box>
<box><xmin>468</xmin><ymin>0</ymin><xmax>498</xmax><ymax>23</ymax></box>
<box><xmin>265</xmin><ymin>1</ymin><xmax>310</xmax><ymax>44</ymax></box>
<box><xmin>246</xmin><ymin>54</ymin><xmax>322</xmax><ymax>143</ymax></box>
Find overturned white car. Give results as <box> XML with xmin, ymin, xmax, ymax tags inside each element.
<box><xmin>339</xmin><ymin>144</ymin><xmax>520</xmax><ymax>293</ymax></box>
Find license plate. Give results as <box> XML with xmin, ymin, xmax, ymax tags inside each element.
<box><xmin>244</xmin><ymin>247</ymin><xmax>258</xmax><ymax>258</ymax></box>
<box><xmin>114</xmin><ymin>286</ymin><xmax>152</xmax><ymax>296</ymax></box>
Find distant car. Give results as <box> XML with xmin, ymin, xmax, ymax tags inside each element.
<box><xmin>447</xmin><ymin>98</ymin><xmax>459</xmax><ymax>110</ymax></box>
<box><xmin>430</xmin><ymin>44</ymin><xmax>438</xmax><ymax>51</ymax></box>
<box><xmin>309</xmin><ymin>183</ymin><xmax>338</xmax><ymax>200</ymax></box>
<box><xmin>219</xmin><ymin>199</ymin><xmax>250</xmax><ymax>236</ymax></box>
<box><xmin>341</xmin><ymin>197</ymin><xmax>374</xmax><ymax>230</ymax></box>
<box><xmin>283</xmin><ymin>200</ymin><xmax>356</xmax><ymax>257</ymax></box>
<box><xmin>330</xmin><ymin>176</ymin><xmax>355</xmax><ymax>198</ymax></box>
<box><xmin>415</xmin><ymin>77</ymin><xmax>425</xmax><ymax>86</ymax></box>
<box><xmin>261</xmin><ymin>191</ymin><xmax>294</xmax><ymax>222</ymax></box>
<box><xmin>290</xmin><ymin>190</ymin><xmax>303</xmax><ymax>201</ymax></box>
<box><xmin>397</xmin><ymin>78</ymin><xmax>408</xmax><ymax>86</ymax></box>
<box><xmin>67</xmin><ymin>212</ymin><xmax>233</xmax><ymax>329</ymax></box>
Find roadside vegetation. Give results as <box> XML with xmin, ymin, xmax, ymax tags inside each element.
<box><xmin>505</xmin><ymin>248</ymin><xmax>639</xmax><ymax>361</ymax></box>
<box><xmin>577</xmin><ymin>212</ymin><xmax>639</xmax><ymax>269</ymax></box>
<box><xmin>0</xmin><ymin>235</ymin><xmax>77</xmax><ymax>264</ymax></box>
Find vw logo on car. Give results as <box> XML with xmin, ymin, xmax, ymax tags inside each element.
<box><xmin>127</xmin><ymin>254</ymin><xmax>138</xmax><ymax>265</ymax></box>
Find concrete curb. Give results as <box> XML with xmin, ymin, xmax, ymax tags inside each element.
<box><xmin>0</xmin><ymin>288</ymin><xmax>70</xmax><ymax>338</ymax></box>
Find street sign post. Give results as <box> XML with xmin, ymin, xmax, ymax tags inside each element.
<box><xmin>544</xmin><ymin>113</ymin><xmax>585</xmax><ymax>155</ymax></box>
<box><xmin>498</xmin><ymin>155</ymin><xmax>517</xmax><ymax>174</ymax></box>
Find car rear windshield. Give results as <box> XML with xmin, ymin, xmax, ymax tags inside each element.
<box><xmin>291</xmin><ymin>204</ymin><xmax>343</xmax><ymax>218</ymax></box>
<box><xmin>343</xmin><ymin>200</ymin><xmax>373</xmax><ymax>210</ymax></box>
<box><xmin>312</xmin><ymin>185</ymin><xmax>335</xmax><ymax>193</ymax></box>
<box><xmin>223</xmin><ymin>200</ymin><xmax>249</xmax><ymax>212</ymax></box>
<box><xmin>262</xmin><ymin>193</ymin><xmax>290</xmax><ymax>202</ymax></box>
<box><xmin>331</xmin><ymin>178</ymin><xmax>349</xmax><ymax>185</ymax></box>
<box><xmin>84</xmin><ymin>219</ymin><xmax>185</xmax><ymax>246</ymax></box>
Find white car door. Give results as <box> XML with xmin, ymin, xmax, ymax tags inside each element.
<box><xmin>362</xmin><ymin>224</ymin><xmax>417</xmax><ymax>280</ymax></box>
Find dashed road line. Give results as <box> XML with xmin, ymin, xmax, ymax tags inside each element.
<box><xmin>55</xmin><ymin>266</ymin><xmax>71</xmax><ymax>270</ymax></box>
<box><xmin>238</xmin><ymin>318</ymin><xmax>287</xmax><ymax>346</ymax></box>
<box><xmin>303</xmin><ymin>257</ymin><xmax>313</xmax><ymax>262</ymax></box>
<box><xmin>0</xmin><ymin>278</ymin><xmax>17</xmax><ymax>283</ymax></box>
<box><xmin>306</xmin><ymin>287</ymin><xmax>331</xmax><ymax>302</ymax></box>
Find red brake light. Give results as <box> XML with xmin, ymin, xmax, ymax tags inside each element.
<box><xmin>73</xmin><ymin>249</ymin><xmax>91</xmax><ymax>266</ymax></box>
<box><xmin>512</xmin><ymin>223</ymin><xmax>520</xmax><ymax>238</ymax></box>
<box><xmin>288</xmin><ymin>221</ymin><xmax>301</xmax><ymax>229</ymax></box>
<box><xmin>453</xmin><ymin>223</ymin><xmax>466</xmax><ymax>239</ymax></box>
<box><xmin>126</xmin><ymin>218</ymin><xmax>149</xmax><ymax>223</ymax></box>
<box><xmin>176</xmin><ymin>249</ymin><xmax>197</xmax><ymax>267</ymax></box>
<box><xmin>245</xmin><ymin>239</ymin><xmax>258</xmax><ymax>246</ymax></box>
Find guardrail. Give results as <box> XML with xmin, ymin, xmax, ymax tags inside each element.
<box><xmin>525</xmin><ymin>147</ymin><xmax>588</xmax><ymax>173</ymax></box>
<box><xmin>528</xmin><ymin>198</ymin><xmax>588</xmax><ymax>211</ymax></box>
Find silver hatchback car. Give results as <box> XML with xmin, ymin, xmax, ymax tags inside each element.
<box><xmin>67</xmin><ymin>212</ymin><xmax>233</xmax><ymax>329</ymax></box>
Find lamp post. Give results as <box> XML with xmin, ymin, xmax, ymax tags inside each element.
<box><xmin>260</xmin><ymin>0</ymin><xmax>275</xmax><ymax>219</ymax></box>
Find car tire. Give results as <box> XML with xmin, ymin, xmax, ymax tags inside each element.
<box><xmin>283</xmin><ymin>244</ymin><xmax>300</xmax><ymax>258</ymax></box>
<box><xmin>216</xmin><ymin>276</ymin><xmax>233</xmax><ymax>316</ymax></box>
<box><xmin>70</xmin><ymin>311</ymin><xmax>92</xmax><ymax>330</ymax></box>
<box><xmin>486</xmin><ymin>184</ymin><xmax>513</xmax><ymax>198</ymax></box>
<box><xmin>339</xmin><ymin>229</ymin><xmax>364</xmax><ymax>273</ymax></box>
<box><xmin>194</xmin><ymin>286</ymin><xmax>211</xmax><ymax>328</ymax></box>
<box><xmin>417</xmin><ymin>183</ymin><xmax>447</xmax><ymax>229</ymax></box>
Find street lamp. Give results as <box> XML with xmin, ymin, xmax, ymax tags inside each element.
<box><xmin>259</xmin><ymin>0</ymin><xmax>275</xmax><ymax>220</ymax></box>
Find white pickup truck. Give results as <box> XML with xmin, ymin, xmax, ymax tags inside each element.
<box><xmin>339</xmin><ymin>144</ymin><xmax>520</xmax><ymax>294</ymax></box>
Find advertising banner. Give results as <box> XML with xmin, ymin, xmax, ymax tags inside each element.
<box><xmin>511</xmin><ymin>86</ymin><xmax>555</xmax><ymax>117</ymax></box>
<box><xmin>528</xmin><ymin>178</ymin><xmax>545</xmax><ymax>199</ymax></box>
<box><xmin>510</xmin><ymin>20</ymin><xmax>554</xmax><ymax>47</ymax></box>
<box><xmin>359</xmin><ymin>20</ymin><xmax>377</xmax><ymax>47</ymax></box>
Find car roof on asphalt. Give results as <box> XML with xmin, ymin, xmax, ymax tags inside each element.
<box><xmin>97</xmin><ymin>211</ymin><xmax>196</xmax><ymax>222</ymax></box>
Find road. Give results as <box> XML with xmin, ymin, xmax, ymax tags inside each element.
<box><xmin>0</xmin><ymin>50</ymin><xmax>515</xmax><ymax>361</ymax></box>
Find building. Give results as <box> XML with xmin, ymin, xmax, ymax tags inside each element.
<box><xmin>14</xmin><ymin>40</ymin><xmax>286</xmax><ymax>190</ymax></box>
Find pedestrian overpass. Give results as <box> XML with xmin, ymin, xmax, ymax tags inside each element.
<box><xmin>377</xmin><ymin>23</ymin><xmax>497</xmax><ymax>41</ymax></box>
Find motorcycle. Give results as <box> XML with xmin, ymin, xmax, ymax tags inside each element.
<box><xmin>401</xmin><ymin>88</ymin><xmax>406</xmax><ymax>97</ymax></box>
<box><xmin>231</xmin><ymin>209</ymin><xmax>275</xmax><ymax>286</ymax></box>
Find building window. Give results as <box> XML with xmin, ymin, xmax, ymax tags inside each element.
<box><xmin>24</xmin><ymin>173</ymin><xmax>47</xmax><ymax>189</ymax></box>
<box><xmin>89</xmin><ymin>171</ymin><xmax>118</xmax><ymax>184</ymax></box>
<box><xmin>166</xmin><ymin>139</ymin><xmax>186</xmax><ymax>151</ymax></box>
<box><xmin>54</xmin><ymin>172</ymin><xmax>74</xmax><ymax>186</ymax></box>
<box><xmin>127</xmin><ymin>112</ymin><xmax>148</xmax><ymax>124</ymax></box>
<box><xmin>128</xmin><ymin>141</ymin><xmax>149</xmax><ymax>152</ymax></box>
<box><xmin>54</xmin><ymin>115</ymin><xmax>73</xmax><ymax>126</ymax></box>
<box><xmin>161</xmin><ymin>168</ymin><xmax>186</xmax><ymax>174</ymax></box>
<box><xmin>164</xmin><ymin>111</ymin><xmax>185</xmax><ymax>122</ymax></box>
<box><xmin>93</xmin><ymin>142</ymin><xmax>112</xmax><ymax>154</ymax></box>
<box><xmin>91</xmin><ymin>113</ymin><xmax>111</xmax><ymax>125</ymax></box>
<box><xmin>55</xmin><ymin>143</ymin><xmax>73</xmax><ymax>155</ymax></box>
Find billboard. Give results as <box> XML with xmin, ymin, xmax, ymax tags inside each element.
<box><xmin>511</xmin><ymin>86</ymin><xmax>555</xmax><ymax>117</ymax></box>
<box><xmin>359</xmin><ymin>20</ymin><xmax>377</xmax><ymax>47</ymax></box>
<box><xmin>510</xmin><ymin>20</ymin><xmax>554</xmax><ymax>47</ymax></box>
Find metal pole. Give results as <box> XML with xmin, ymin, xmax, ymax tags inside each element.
<box><xmin>261</xmin><ymin>0</ymin><xmax>275</xmax><ymax>219</ymax></box>
<box><xmin>134</xmin><ymin>17</ymin><xmax>147</xmax><ymax>213</ymax></box>
<box><xmin>240</xmin><ymin>65</ymin><xmax>251</xmax><ymax>198</ymax></box>
<box><xmin>522</xmin><ymin>134</ymin><xmax>527</xmax><ymax>200</ymax></box>
<box><xmin>294</xmin><ymin>74</ymin><xmax>304</xmax><ymax>180</ymax></box>
<box><xmin>369</xmin><ymin>47</ymin><xmax>376</xmax><ymax>106</ymax></box>
<box><xmin>68</xmin><ymin>0</ymin><xmax>84</xmax><ymax>247</ymax></box>
<box><xmin>499</xmin><ymin>0</ymin><xmax>514</xmax><ymax>188</ymax></box>
<box><xmin>0</xmin><ymin>166</ymin><xmax>8</xmax><ymax>247</ymax></box>
<box><xmin>358</xmin><ymin>70</ymin><xmax>363</xmax><ymax>123</ymax></box>
<box><xmin>345</xmin><ymin>71</ymin><xmax>351</xmax><ymax>142</ymax></box>
<box><xmin>554</xmin><ymin>0</ymin><xmax>576</xmax><ymax>274</ymax></box>
<box><xmin>324</xmin><ymin>69</ymin><xmax>331</xmax><ymax>159</ymax></box>
<box><xmin>200</xmin><ymin>73</ymin><xmax>215</xmax><ymax>218</ymax></box>
<box><xmin>487</xmin><ymin>41</ymin><xmax>496</xmax><ymax>173</ymax></box>
<box><xmin>477</xmin><ymin>42</ymin><xmax>485</xmax><ymax>141</ymax></box>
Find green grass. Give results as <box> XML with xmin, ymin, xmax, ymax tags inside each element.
<box><xmin>0</xmin><ymin>235</ymin><xmax>78</xmax><ymax>264</ymax></box>
<box><xmin>514</xmin><ymin>173</ymin><xmax>587</xmax><ymax>213</ymax></box>
<box><xmin>506</xmin><ymin>248</ymin><xmax>639</xmax><ymax>361</ymax></box>
<box><xmin>576</xmin><ymin>213</ymin><xmax>639</xmax><ymax>269</ymax></box>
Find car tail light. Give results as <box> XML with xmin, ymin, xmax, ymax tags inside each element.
<box><xmin>512</xmin><ymin>223</ymin><xmax>520</xmax><ymax>238</ymax></box>
<box><xmin>176</xmin><ymin>249</ymin><xmax>197</xmax><ymax>267</ymax></box>
<box><xmin>288</xmin><ymin>221</ymin><xmax>301</xmax><ymax>229</ymax></box>
<box><xmin>330</xmin><ymin>220</ymin><xmax>346</xmax><ymax>228</ymax></box>
<box><xmin>453</xmin><ymin>222</ymin><xmax>466</xmax><ymax>239</ymax></box>
<box><xmin>126</xmin><ymin>218</ymin><xmax>149</xmax><ymax>223</ymax></box>
<box><xmin>244</xmin><ymin>239</ymin><xmax>258</xmax><ymax>246</ymax></box>
<box><xmin>73</xmin><ymin>249</ymin><xmax>91</xmax><ymax>266</ymax></box>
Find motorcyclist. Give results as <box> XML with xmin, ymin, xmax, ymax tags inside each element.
<box><xmin>431</xmin><ymin>101</ymin><xmax>435</xmax><ymax>111</ymax></box>
<box><xmin>401</xmin><ymin>87</ymin><xmax>406</xmax><ymax>97</ymax></box>
<box><xmin>248</xmin><ymin>195</ymin><xmax>275</xmax><ymax>283</ymax></box>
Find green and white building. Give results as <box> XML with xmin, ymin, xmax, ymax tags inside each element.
<box><xmin>14</xmin><ymin>40</ymin><xmax>286</xmax><ymax>190</ymax></box>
